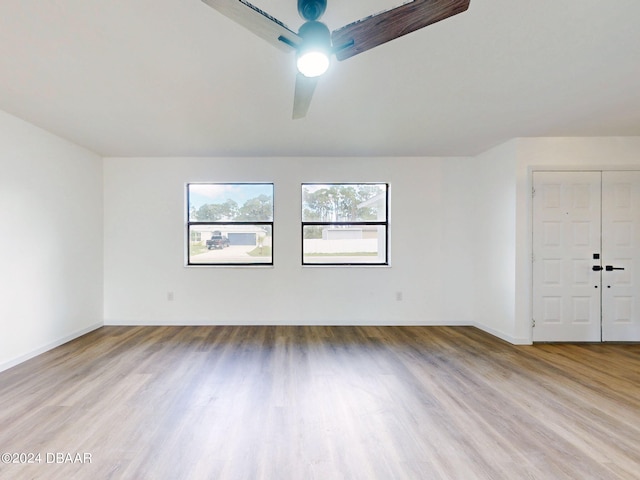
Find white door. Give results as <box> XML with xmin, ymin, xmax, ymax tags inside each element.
<box><xmin>532</xmin><ymin>172</ymin><xmax>602</xmax><ymax>342</ymax></box>
<box><xmin>602</xmin><ymin>171</ymin><xmax>640</xmax><ymax>341</ymax></box>
<box><xmin>533</xmin><ymin>171</ymin><xmax>640</xmax><ymax>342</ymax></box>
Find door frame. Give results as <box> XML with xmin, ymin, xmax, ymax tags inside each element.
<box><xmin>528</xmin><ymin>167</ymin><xmax>640</xmax><ymax>343</ymax></box>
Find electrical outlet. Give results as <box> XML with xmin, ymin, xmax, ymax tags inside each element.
<box><xmin>396</xmin><ymin>291</ymin><xmax>403</xmax><ymax>301</ymax></box>
<box><xmin>167</xmin><ymin>291</ymin><xmax>174</xmax><ymax>301</ymax></box>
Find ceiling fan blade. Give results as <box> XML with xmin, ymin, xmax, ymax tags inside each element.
<box><xmin>201</xmin><ymin>0</ymin><xmax>302</xmax><ymax>52</ymax></box>
<box><xmin>292</xmin><ymin>73</ymin><xmax>319</xmax><ymax>119</ymax></box>
<box><xmin>332</xmin><ymin>0</ymin><xmax>470</xmax><ymax>61</ymax></box>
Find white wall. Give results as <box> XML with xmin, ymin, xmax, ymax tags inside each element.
<box><xmin>470</xmin><ymin>140</ymin><xmax>519</xmax><ymax>342</ymax></box>
<box><xmin>103</xmin><ymin>156</ymin><xmax>477</xmax><ymax>326</ymax></box>
<box><xmin>3</xmin><ymin>113</ymin><xmax>636</xmax><ymax>364</ymax></box>
<box><xmin>0</xmin><ymin>110</ymin><xmax>103</xmax><ymax>371</ymax></box>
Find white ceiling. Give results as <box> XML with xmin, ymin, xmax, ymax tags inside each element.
<box><xmin>0</xmin><ymin>0</ymin><xmax>639</xmax><ymax>157</ymax></box>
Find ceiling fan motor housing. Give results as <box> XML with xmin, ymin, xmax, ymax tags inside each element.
<box><xmin>298</xmin><ymin>0</ymin><xmax>327</xmax><ymax>21</ymax></box>
<box><xmin>298</xmin><ymin>20</ymin><xmax>331</xmax><ymax>51</ymax></box>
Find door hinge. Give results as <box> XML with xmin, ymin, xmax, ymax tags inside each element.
<box><xmin>532</xmin><ymin>186</ymin><xmax>536</xmax><ymax>198</ymax></box>
<box><xmin>532</xmin><ymin>319</ymin><xmax>536</xmax><ymax>328</ymax></box>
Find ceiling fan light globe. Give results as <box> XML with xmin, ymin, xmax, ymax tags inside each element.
<box><xmin>297</xmin><ymin>51</ymin><xmax>330</xmax><ymax>78</ymax></box>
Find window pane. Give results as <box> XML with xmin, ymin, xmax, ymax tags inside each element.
<box><xmin>302</xmin><ymin>184</ymin><xmax>387</xmax><ymax>222</ymax></box>
<box><xmin>189</xmin><ymin>184</ymin><xmax>273</xmax><ymax>222</ymax></box>
<box><xmin>302</xmin><ymin>225</ymin><xmax>387</xmax><ymax>264</ymax></box>
<box><xmin>189</xmin><ymin>225</ymin><xmax>272</xmax><ymax>264</ymax></box>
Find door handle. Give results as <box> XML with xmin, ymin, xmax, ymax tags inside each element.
<box><xmin>592</xmin><ymin>265</ymin><xmax>603</xmax><ymax>271</ymax></box>
<box><xmin>605</xmin><ymin>265</ymin><xmax>625</xmax><ymax>271</ymax></box>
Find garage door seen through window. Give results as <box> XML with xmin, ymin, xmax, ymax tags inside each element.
<box><xmin>187</xmin><ymin>183</ymin><xmax>274</xmax><ymax>265</ymax></box>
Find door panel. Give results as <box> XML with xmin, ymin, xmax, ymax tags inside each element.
<box><xmin>532</xmin><ymin>172</ymin><xmax>602</xmax><ymax>341</ymax></box>
<box><xmin>602</xmin><ymin>171</ymin><xmax>640</xmax><ymax>341</ymax></box>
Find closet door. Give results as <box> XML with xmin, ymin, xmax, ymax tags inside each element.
<box><xmin>532</xmin><ymin>171</ymin><xmax>602</xmax><ymax>342</ymax></box>
<box><xmin>602</xmin><ymin>171</ymin><xmax>640</xmax><ymax>341</ymax></box>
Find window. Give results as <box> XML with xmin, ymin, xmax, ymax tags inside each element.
<box><xmin>187</xmin><ymin>183</ymin><xmax>273</xmax><ymax>265</ymax></box>
<box><xmin>302</xmin><ymin>183</ymin><xmax>388</xmax><ymax>265</ymax></box>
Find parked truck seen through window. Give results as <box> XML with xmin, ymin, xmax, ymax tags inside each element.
<box><xmin>206</xmin><ymin>231</ymin><xmax>230</xmax><ymax>250</ymax></box>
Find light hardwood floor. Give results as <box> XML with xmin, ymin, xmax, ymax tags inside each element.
<box><xmin>1</xmin><ymin>326</ymin><xmax>639</xmax><ymax>480</ymax></box>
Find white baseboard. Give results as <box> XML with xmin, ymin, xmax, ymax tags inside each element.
<box><xmin>473</xmin><ymin>322</ymin><xmax>532</xmax><ymax>345</ymax></box>
<box><xmin>104</xmin><ymin>318</ymin><xmax>473</xmax><ymax>327</ymax></box>
<box><xmin>0</xmin><ymin>322</ymin><xmax>103</xmax><ymax>373</ymax></box>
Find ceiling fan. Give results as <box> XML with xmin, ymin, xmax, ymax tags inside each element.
<box><xmin>201</xmin><ymin>0</ymin><xmax>471</xmax><ymax>119</ymax></box>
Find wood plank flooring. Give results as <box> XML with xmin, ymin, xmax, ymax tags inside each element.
<box><xmin>1</xmin><ymin>326</ymin><xmax>639</xmax><ymax>480</ymax></box>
